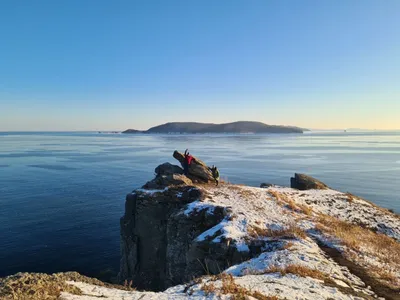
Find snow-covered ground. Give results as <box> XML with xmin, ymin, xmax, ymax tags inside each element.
<box><xmin>60</xmin><ymin>184</ymin><xmax>399</xmax><ymax>299</ymax></box>
<box><xmin>60</xmin><ymin>274</ymin><xmax>367</xmax><ymax>300</ymax></box>
<box><xmin>270</xmin><ymin>186</ymin><xmax>400</xmax><ymax>241</ymax></box>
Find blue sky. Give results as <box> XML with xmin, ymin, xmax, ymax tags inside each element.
<box><xmin>1</xmin><ymin>1</ymin><xmax>399</xmax><ymax>130</ymax></box>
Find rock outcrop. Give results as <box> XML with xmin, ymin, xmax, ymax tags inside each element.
<box><xmin>119</xmin><ymin>186</ymin><xmax>199</xmax><ymax>291</ymax></box>
<box><xmin>117</xmin><ymin>161</ymin><xmax>400</xmax><ymax>299</ymax></box>
<box><xmin>119</xmin><ymin>184</ymin><xmax>251</xmax><ymax>291</ymax></box>
<box><xmin>141</xmin><ymin>162</ymin><xmax>189</xmax><ymax>189</ymax></box>
<box><xmin>155</xmin><ymin>162</ymin><xmax>183</xmax><ymax>176</ymax></box>
<box><xmin>173</xmin><ymin>150</ymin><xmax>214</xmax><ymax>182</ymax></box>
<box><xmin>290</xmin><ymin>173</ymin><xmax>329</xmax><ymax>190</ymax></box>
<box><xmin>142</xmin><ymin>173</ymin><xmax>192</xmax><ymax>189</ymax></box>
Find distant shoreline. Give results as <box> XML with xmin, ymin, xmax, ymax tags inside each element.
<box><xmin>2</xmin><ymin>129</ymin><xmax>400</xmax><ymax>134</ymax></box>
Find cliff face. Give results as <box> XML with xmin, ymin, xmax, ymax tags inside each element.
<box><xmin>119</xmin><ymin>186</ymin><xmax>200</xmax><ymax>290</ymax></box>
<box><xmin>119</xmin><ymin>185</ymin><xmax>252</xmax><ymax>291</ymax></box>
<box><xmin>119</xmin><ymin>152</ymin><xmax>253</xmax><ymax>291</ymax></box>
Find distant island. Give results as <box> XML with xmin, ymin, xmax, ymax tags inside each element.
<box><xmin>123</xmin><ymin>121</ymin><xmax>305</xmax><ymax>134</ymax></box>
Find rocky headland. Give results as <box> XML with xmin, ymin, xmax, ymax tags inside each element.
<box><xmin>1</xmin><ymin>152</ymin><xmax>399</xmax><ymax>299</ymax></box>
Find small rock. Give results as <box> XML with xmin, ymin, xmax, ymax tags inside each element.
<box><xmin>260</xmin><ymin>183</ymin><xmax>274</xmax><ymax>188</ymax></box>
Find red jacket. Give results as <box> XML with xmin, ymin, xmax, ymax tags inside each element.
<box><xmin>185</xmin><ymin>155</ymin><xmax>194</xmax><ymax>165</ymax></box>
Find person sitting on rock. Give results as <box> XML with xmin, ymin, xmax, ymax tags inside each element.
<box><xmin>209</xmin><ymin>165</ymin><xmax>220</xmax><ymax>186</ymax></box>
<box><xmin>183</xmin><ymin>149</ymin><xmax>194</xmax><ymax>175</ymax></box>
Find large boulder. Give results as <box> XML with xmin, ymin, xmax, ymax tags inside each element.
<box><xmin>142</xmin><ymin>174</ymin><xmax>192</xmax><ymax>189</ymax></box>
<box><xmin>290</xmin><ymin>173</ymin><xmax>329</xmax><ymax>190</ymax></box>
<box><xmin>173</xmin><ymin>150</ymin><xmax>214</xmax><ymax>182</ymax></box>
<box><xmin>155</xmin><ymin>163</ymin><xmax>183</xmax><ymax>176</ymax></box>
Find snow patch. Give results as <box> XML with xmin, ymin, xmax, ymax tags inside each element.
<box><xmin>183</xmin><ymin>201</ymin><xmax>215</xmax><ymax>216</ymax></box>
<box><xmin>135</xmin><ymin>187</ymin><xmax>169</xmax><ymax>195</ymax></box>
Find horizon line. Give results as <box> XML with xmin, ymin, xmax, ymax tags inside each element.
<box><xmin>1</xmin><ymin>129</ymin><xmax>400</xmax><ymax>133</ymax></box>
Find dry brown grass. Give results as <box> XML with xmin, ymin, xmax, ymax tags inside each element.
<box><xmin>201</xmin><ymin>281</ymin><xmax>216</xmax><ymax>296</ymax></box>
<box><xmin>263</xmin><ymin>265</ymin><xmax>281</xmax><ymax>274</ymax></box>
<box><xmin>317</xmin><ymin>214</ymin><xmax>400</xmax><ymax>288</ymax></box>
<box><xmin>285</xmin><ymin>199</ymin><xmax>298</xmax><ymax>210</ymax></box>
<box><xmin>248</xmin><ymin>223</ymin><xmax>307</xmax><ymax>240</ymax></box>
<box><xmin>283</xmin><ymin>265</ymin><xmax>327</xmax><ymax>281</ymax></box>
<box><xmin>345</xmin><ymin>192</ymin><xmax>355</xmax><ymax>203</ymax></box>
<box><xmin>0</xmin><ymin>272</ymin><xmax>137</xmax><ymax>300</ymax></box>
<box><xmin>264</xmin><ymin>264</ymin><xmax>332</xmax><ymax>283</ymax></box>
<box><xmin>282</xmin><ymin>241</ymin><xmax>295</xmax><ymax>250</ymax></box>
<box><xmin>297</xmin><ymin>203</ymin><xmax>313</xmax><ymax>215</ymax></box>
<box><xmin>201</xmin><ymin>274</ymin><xmax>279</xmax><ymax>300</ymax></box>
<box><xmin>375</xmin><ymin>269</ymin><xmax>399</xmax><ymax>286</ymax></box>
<box><xmin>268</xmin><ymin>190</ymin><xmax>290</xmax><ymax>204</ymax></box>
<box><xmin>220</xmin><ymin>274</ymin><xmax>278</xmax><ymax>300</ymax></box>
<box><xmin>317</xmin><ymin>215</ymin><xmax>400</xmax><ymax>265</ymax></box>
<box><xmin>268</xmin><ymin>190</ymin><xmax>281</xmax><ymax>200</ymax></box>
<box><xmin>230</xmin><ymin>186</ymin><xmax>257</xmax><ymax>198</ymax></box>
<box><xmin>0</xmin><ymin>273</ymin><xmax>82</xmax><ymax>300</ymax></box>
<box><xmin>123</xmin><ymin>279</ymin><xmax>136</xmax><ymax>291</ymax></box>
<box><xmin>240</xmin><ymin>189</ymin><xmax>257</xmax><ymax>199</ymax></box>
<box><xmin>268</xmin><ymin>190</ymin><xmax>313</xmax><ymax>215</ymax></box>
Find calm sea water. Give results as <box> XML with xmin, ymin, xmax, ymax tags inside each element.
<box><xmin>0</xmin><ymin>131</ymin><xmax>399</xmax><ymax>280</ymax></box>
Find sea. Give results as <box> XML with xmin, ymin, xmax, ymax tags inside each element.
<box><xmin>0</xmin><ymin>131</ymin><xmax>399</xmax><ymax>281</ymax></box>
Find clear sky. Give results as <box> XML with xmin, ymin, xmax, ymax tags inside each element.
<box><xmin>1</xmin><ymin>1</ymin><xmax>399</xmax><ymax>131</ymax></box>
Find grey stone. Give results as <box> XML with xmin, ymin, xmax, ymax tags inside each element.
<box><xmin>260</xmin><ymin>183</ymin><xmax>274</xmax><ymax>188</ymax></box>
<box><xmin>290</xmin><ymin>173</ymin><xmax>329</xmax><ymax>190</ymax></box>
<box><xmin>155</xmin><ymin>163</ymin><xmax>183</xmax><ymax>176</ymax></box>
<box><xmin>142</xmin><ymin>174</ymin><xmax>192</xmax><ymax>189</ymax></box>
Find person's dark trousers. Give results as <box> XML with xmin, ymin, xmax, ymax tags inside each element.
<box><xmin>184</xmin><ymin>163</ymin><xmax>189</xmax><ymax>175</ymax></box>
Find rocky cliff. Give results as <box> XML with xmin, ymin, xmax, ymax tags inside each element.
<box><xmin>118</xmin><ymin>152</ymin><xmax>230</xmax><ymax>291</ymax></box>
<box><xmin>1</xmin><ymin>153</ymin><xmax>400</xmax><ymax>300</ymax></box>
<box><xmin>116</xmin><ymin>153</ymin><xmax>400</xmax><ymax>299</ymax></box>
